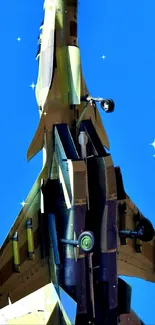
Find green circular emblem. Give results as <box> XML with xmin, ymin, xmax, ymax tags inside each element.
<box><xmin>80</xmin><ymin>235</ymin><xmax>93</xmax><ymax>250</ymax></box>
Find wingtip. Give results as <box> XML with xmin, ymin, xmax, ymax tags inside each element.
<box><xmin>26</xmin><ymin>151</ymin><xmax>32</xmax><ymax>162</ymax></box>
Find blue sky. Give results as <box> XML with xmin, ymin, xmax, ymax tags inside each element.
<box><xmin>0</xmin><ymin>0</ymin><xmax>155</xmax><ymax>323</ymax></box>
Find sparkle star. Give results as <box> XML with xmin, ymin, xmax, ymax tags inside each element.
<box><xmin>101</xmin><ymin>55</ymin><xmax>106</xmax><ymax>60</ymax></box>
<box><xmin>30</xmin><ymin>82</ymin><xmax>36</xmax><ymax>90</ymax></box>
<box><xmin>20</xmin><ymin>201</ymin><xmax>27</xmax><ymax>207</ymax></box>
<box><xmin>17</xmin><ymin>37</ymin><xmax>21</xmax><ymax>42</ymax></box>
<box><xmin>150</xmin><ymin>139</ymin><xmax>155</xmax><ymax>149</ymax></box>
<box><xmin>43</xmin><ymin>112</ymin><xmax>47</xmax><ymax>116</ymax></box>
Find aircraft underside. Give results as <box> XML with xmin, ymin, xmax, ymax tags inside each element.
<box><xmin>0</xmin><ymin>0</ymin><xmax>154</xmax><ymax>324</ymax></box>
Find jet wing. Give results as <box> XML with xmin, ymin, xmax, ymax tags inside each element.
<box><xmin>0</xmin><ymin>283</ymin><xmax>75</xmax><ymax>325</ymax></box>
<box><xmin>117</xmin><ymin>194</ymin><xmax>155</xmax><ymax>283</ymax></box>
<box><xmin>0</xmin><ymin>168</ymin><xmax>53</xmax><ymax>309</ymax></box>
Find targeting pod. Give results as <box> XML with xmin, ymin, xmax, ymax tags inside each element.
<box><xmin>119</xmin><ymin>217</ymin><xmax>154</xmax><ymax>242</ymax></box>
<box><xmin>26</xmin><ymin>218</ymin><xmax>35</xmax><ymax>260</ymax></box>
<box><xmin>12</xmin><ymin>232</ymin><xmax>20</xmax><ymax>273</ymax></box>
<box><xmin>81</xmin><ymin>94</ymin><xmax>115</xmax><ymax>113</ymax></box>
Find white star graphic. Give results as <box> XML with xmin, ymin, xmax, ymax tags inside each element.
<box><xmin>8</xmin><ymin>296</ymin><xmax>12</xmax><ymax>305</ymax></box>
<box><xmin>17</xmin><ymin>37</ymin><xmax>21</xmax><ymax>42</ymax></box>
<box><xmin>101</xmin><ymin>55</ymin><xmax>106</xmax><ymax>60</ymax></box>
<box><xmin>150</xmin><ymin>139</ymin><xmax>155</xmax><ymax>149</ymax></box>
<box><xmin>43</xmin><ymin>112</ymin><xmax>47</xmax><ymax>116</ymax></box>
<box><xmin>20</xmin><ymin>201</ymin><xmax>27</xmax><ymax>207</ymax></box>
<box><xmin>30</xmin><ymin>82</ymin><xmax>36</xmax><ymax>90</ymax></box>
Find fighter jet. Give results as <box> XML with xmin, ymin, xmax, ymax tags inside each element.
<box><xmin>0</xmin><ymin>0</ymin><xmax>154</xmax><ymax>324</ymax></box>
